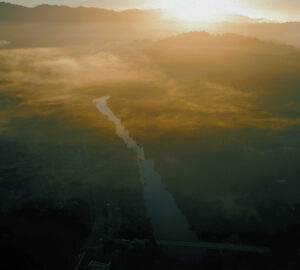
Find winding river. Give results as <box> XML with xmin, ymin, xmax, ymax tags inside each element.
<box><xmin>93</xmin><ymin>96</ymin><xmax>197</xmax><ymax>241</ymax></box>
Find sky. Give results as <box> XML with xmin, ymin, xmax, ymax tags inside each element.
<box><xmin>4</xmin><ymin>0</ymin><xmax>300</xmax><ymax>21</ymax></box>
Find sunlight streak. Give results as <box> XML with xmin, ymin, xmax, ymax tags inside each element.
<box><xmin>160</xmin><ymin>0</ymin><xmax>245</xmax><ymax>21</ymax></box>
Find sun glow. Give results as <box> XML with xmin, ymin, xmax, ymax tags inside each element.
<box><xmin>160</xmin><ymin>0</ymin><xmax>244</xmax><ymax>21</ymax></box>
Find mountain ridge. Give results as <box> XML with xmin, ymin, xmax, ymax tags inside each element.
<box><xmin>0</xmin><ymin>2</ymin><xmax>282</xmax><ymax>23</ymax></box>
<box><xmin>0</xmin><ymin>2</ymin><xmax>165</xmax><ymax>22</ymax></box>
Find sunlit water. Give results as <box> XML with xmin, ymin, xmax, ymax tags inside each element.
<box><xmin>93</xmin><ymin>96</ymin><xmax>197</xmax><ymax>241</ymax></box>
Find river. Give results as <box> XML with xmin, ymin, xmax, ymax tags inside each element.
<box><xmin>93</xmin><ymin>96</ymin><xmax>197</xmax><ymax>241</ymax></box>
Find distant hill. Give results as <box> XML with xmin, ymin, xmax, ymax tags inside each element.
<box><xmin>154</xmin><ymin>31</ymin><xmax>298</xmax><ymax>55</ymax></box>
<box><xmin>0</xmin><ymin>2</ymin><xmax>165</xmax><ymax>22</ymax></box>
<box><xmin>216</xmin><ymin>14</ymin><xmax>272</xmax><ymax>23</ymax></box>
<box><xmin>0</xmin><ymin>2</ymin><xmax>273</xmax><ymax>23</ymax></box>
<box><xmin>200</xmin><ymin>21</ymin><xmax>300</xmax><ymax>48</ymax></box>
<box><xmin>0</xmin><ymin>2</ymin><xmax>299</xmax><ymax>48</ymax></box>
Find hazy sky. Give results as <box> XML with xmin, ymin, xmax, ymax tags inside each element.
<box><xmin>5</xmin><ymin>0</ymin><xmax>300</xmax><ymax>21</ymax></box>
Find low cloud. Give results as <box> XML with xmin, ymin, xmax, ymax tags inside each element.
<box><xmin>0</xmin><ymin>47</ymin><xmax>142</xmax><ymax>87</ymax></box>
<box><xmin>0</xmin><ymin>40</ymin><xmax>10</xmax><ymax>47</ymax></box>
